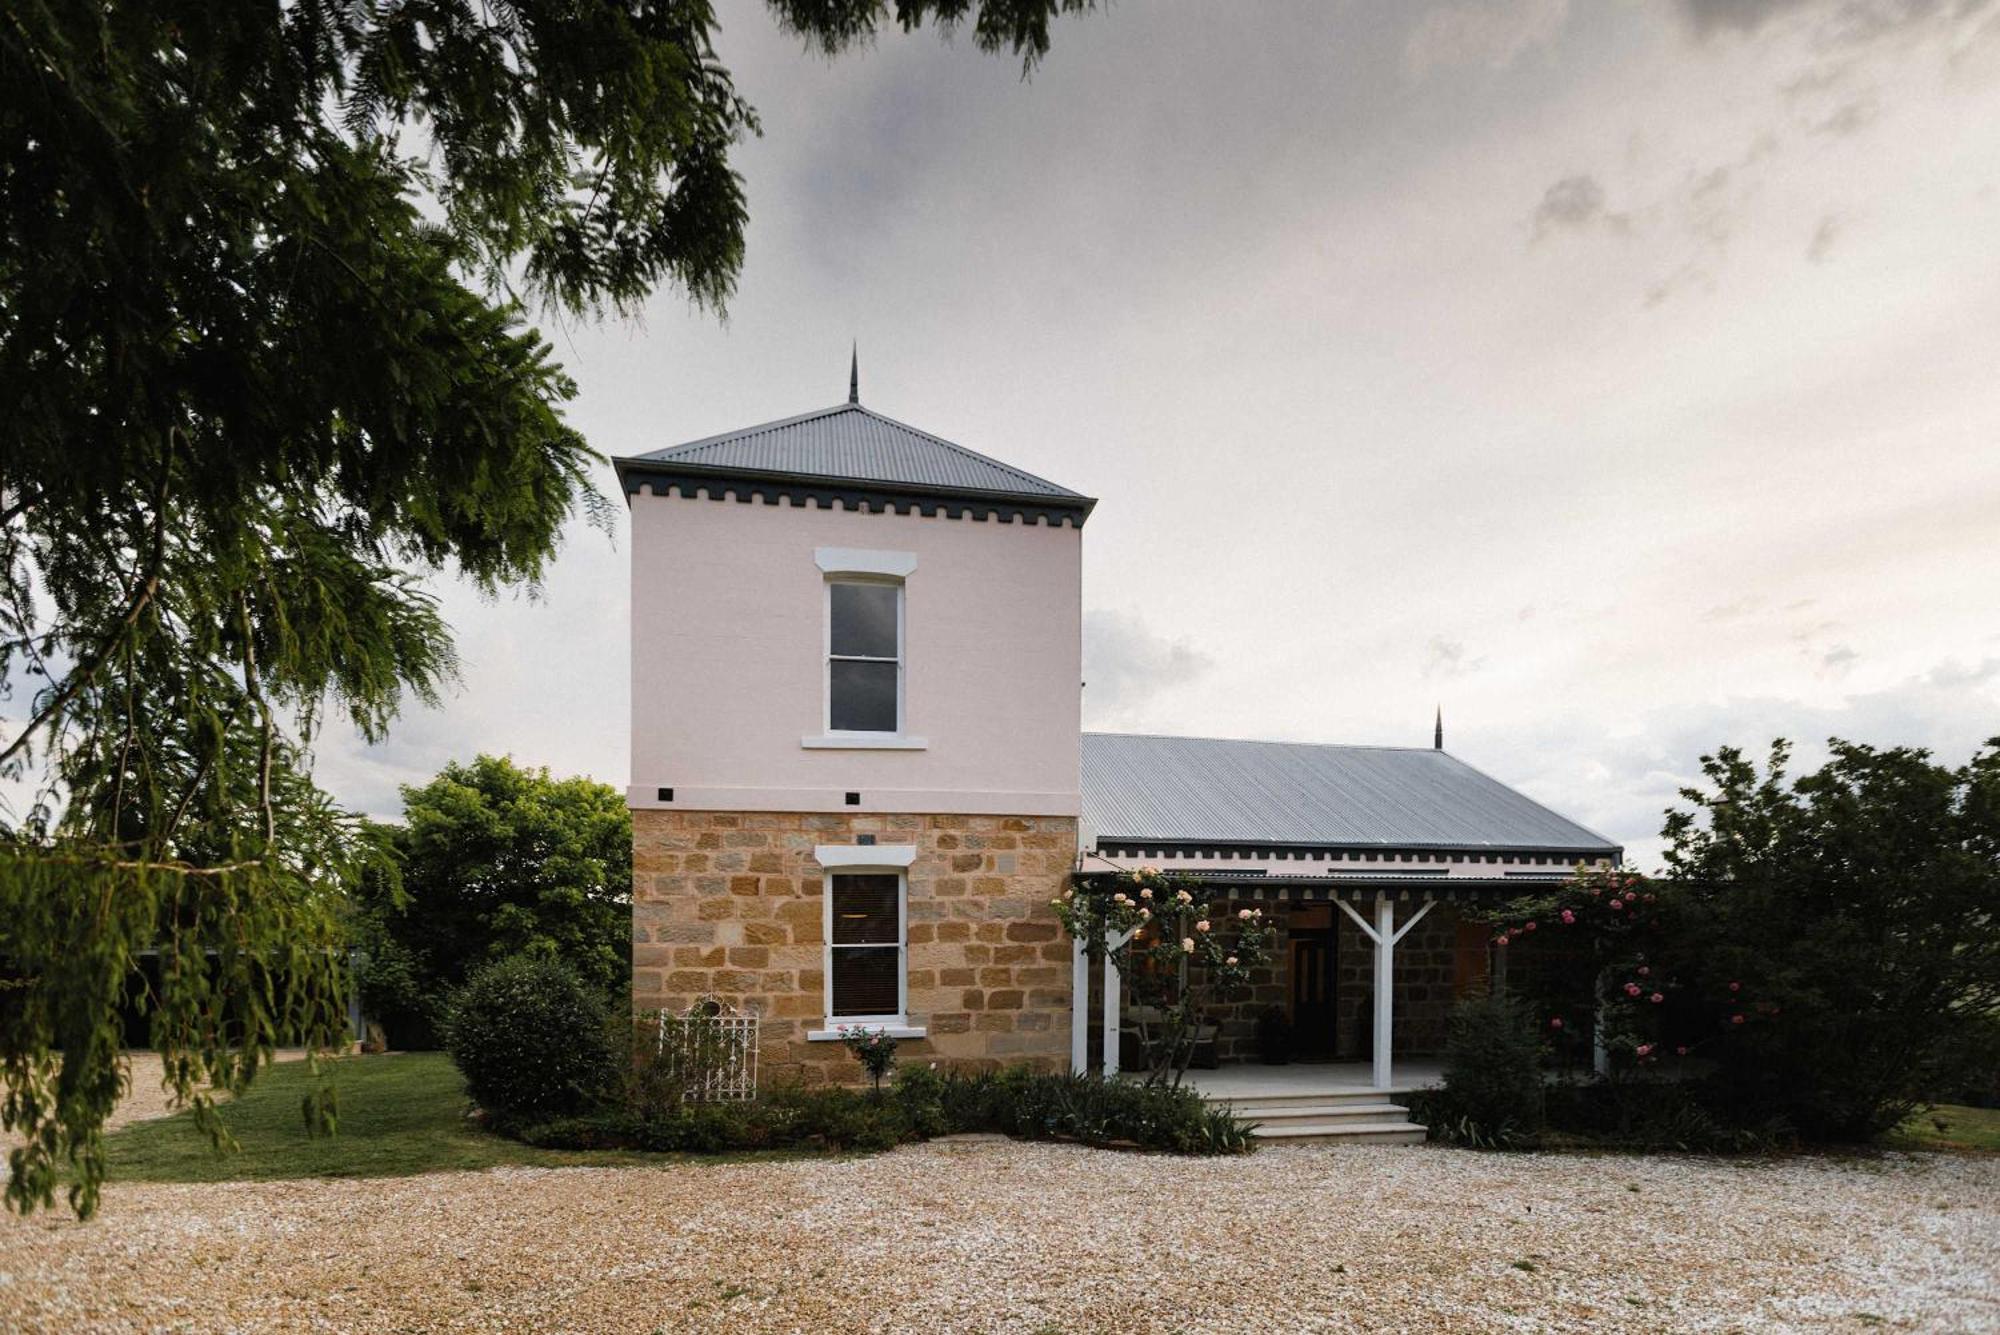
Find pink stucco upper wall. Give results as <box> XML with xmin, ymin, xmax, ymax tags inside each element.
<box><xmin>628</xmin><ymin>489</ymin><xmax>1083</xmax><ymax>814</ymax></box>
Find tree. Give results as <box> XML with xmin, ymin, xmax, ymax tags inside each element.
<box><xmin>1</xmin><ymin>0</ymin><xmax>1097</xmax><ymax>1216</ymax></box>
<box><xmin>357</xmin><ymin>755</ymin><xmax>631</xmax><ymax>1047</ymax></box>
<box><xmin>1660</xmin><ymin>739</ymin><xmax>2000</xmax><ymax>1140</ymax></box>
<box><xmin>1490</xmin><ymin>739</ymin><xmax>2000</xmax><ymax>1142</ymax></box>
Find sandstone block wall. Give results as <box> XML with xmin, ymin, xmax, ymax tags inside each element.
<box><xmin>632</xmin><ymin>809</ymin><xmax>1078</xmax><ymax>1086</ymax></box>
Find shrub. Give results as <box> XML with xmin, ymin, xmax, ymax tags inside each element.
<box><xmin>444</xmin><ymin>955</ymin><xmax>618</xmax><ymax>1118</ymax></box>
<box><xmin>511</xmin><ymin>1064</ymin><xmax>1257</xmax><ymax>1157</ymax></box>
<box><xmin>1432</xmin><ymin>993</ymin><xmax>1545</xmax><ymax>1149</ymax></box>
<box><xmin>837</xmin><ymin>1025</ymin><xmax>899</xmax><ymax>1096</ymax></box>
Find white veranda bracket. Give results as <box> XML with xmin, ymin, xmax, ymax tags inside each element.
<box><xmin>1333</xmin><ymin>896</ymin><xmax>1434</xmax><ymax>1090</ymax></box>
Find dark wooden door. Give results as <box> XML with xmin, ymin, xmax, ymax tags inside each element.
<box><xmin>1290</xmin><ymin>934</ymin><xmax>1338</xmax><ymax>1059</ymax></box>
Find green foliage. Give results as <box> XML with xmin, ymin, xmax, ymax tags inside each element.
<box><xmin>1053</xmin><ymin>869</ymin><xmax>1276</xmax><ymax>1086</ymax></box>
<box><xmin>1431</xmin><ymin>994</ymin><xmax>1545</xmax><ymax>1151</ymax></box>
<box><xmin>103</xmin><ymin>1052</ymin><xmax>659</xmax><ymax>1183</ymax></box>
<box><xmin>893</xmin><ymin>1064</ymin><xmax>1257</xmax><ymax>1154</ymax></box>
<box><xmin>1539</xmin><ymin>1081</ymin><xmax>1789</xmax><ymax>1154</ymax></box>
<box><xmin>517</xmin><ymin>1064</ymin><xmax>1256</xmax><ymax>1157</ymax></box>
<box><xmin>444</xmin><ymin>957</ymin><xmax>617</xmax><ymax>1119</ymax></box>
<box><xmin>837</xmin><ymin>1025</ymin><xmax>900</xmax><ymax>1095</ymax></box>
<box><xmin>353</xmin><ymin>756</ymin><xmax>631</xmax><ymax>1045</ymax></box>
<box><xmin>1</xmin><ymin>0</ymin><xmax>1096</xmax><ymax>1216</ymax></box>
<box><xmin>1660</xmin><ymin>740</ymin><xmax>2000</xmax><ymax>1141</ymax></box>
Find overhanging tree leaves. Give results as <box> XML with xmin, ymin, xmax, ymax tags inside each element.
<box><xmin>1</xmin><ymin>0</ymin><xmax>1096</xmax><ymax>1216</ymax></box>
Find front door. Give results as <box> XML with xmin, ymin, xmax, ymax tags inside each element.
<box><xmin>1290</xmin><ymin>933</ymin><xmax>1338</xmax><ymax>1060</ymax></box>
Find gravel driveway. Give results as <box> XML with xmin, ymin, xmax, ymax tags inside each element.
<box><xmin>0</xmin><ymin>1140</ymin><xmax>1993</xmax><ymax>1333</ymax></box>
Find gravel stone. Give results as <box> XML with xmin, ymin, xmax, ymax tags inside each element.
<box><xmin>1</xmin><ymin>1139</ymin><xmax>1993</xmax><ymax>1332</ymax></box>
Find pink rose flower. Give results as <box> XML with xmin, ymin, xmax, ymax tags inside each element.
<box><xmin>1675</xmin><ymin>1045</ymin><xmax>1689</xmax><ymax>1057</ymax></box>
<box><xmin>1649</xmin><ymin>992</ymin><xmax>1664</xmax><ymax>1004</ymax></box>
<box><xmin>1225</xmin><ymin>956</ymin><xmax>1238</xmax><ymax>966</ymax></box>
<box><xmin>1624</xmin><ymin>983</ymin><xmax>1642</xmax><ymax>997</ymax></box>
<box><xmin>1237</xmin><ymin>908</ymin><xmax>1252</xmax><ymax>920</ymax></box>
<box><xmin>1560</xmin><ymin>910</ymin><xmax>1576</xmax><ymax>924</ymax></box>
<box><xmin>1636</xmin><ymin>1043</ymin><xmax>1654</xmax><ymax>1057</ymax></box>
<box><xmin>1637</xmin><ymin>966</ymin><xmax>1650</xmax><ymax>977</ymax></box>
<box><xmin>1728</xmin><ymin>981</ymin><xmax>1741</xmax><ymax>992</ymax></box>
<box><xmin>1524</xmin><ymin>921</ymin><xmax>1538</xmax><ymax>933</ymax></box>
<box><xmin>1550</xmin><ymin>1018</ymin><xmax>1564</xmax><ymax>1030</ymax></box>
<box><xmin>1731</xmin><ymin>1013</ymin><xmax>1745</xmax><ymax>1025</ymax></box>
<box><xmin>1196</xmin><ymin>919</ymin><xmax>1211</xmax><ymax>932</ymax></box>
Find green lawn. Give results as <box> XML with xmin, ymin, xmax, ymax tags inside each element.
<box><xmin>105</xmin><ymin>1052</ymin><xmax>657</xmax><ymax>1183</ymax></box>
<box><xmin>1887</xmin><ymin>1104</ymin><xmax>2000</xmax><ymax>1154</ymax></box>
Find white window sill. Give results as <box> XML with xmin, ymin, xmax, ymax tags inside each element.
<box><xmin>800</xmin><ymin>734</ymin><xmax>928</xmax><ymax>750</ymax></box>
<box><xmin>807</xmin><ymin>1024</ymin><xmax>928</xmax><ymax>1042</ymax></box>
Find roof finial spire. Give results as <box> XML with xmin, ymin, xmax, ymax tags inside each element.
<box><xmin>1434</xmin><ymin>705</ymin><xmax>1444</xmax><ymax>751</ymax></box>
<box><xmin>848</xmin><ymin>342</ymin><xmax>859</xmax><ymax>405</ymax></box>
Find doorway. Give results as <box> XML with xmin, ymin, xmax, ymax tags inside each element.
<box><xmin>1289</xmin><ymin>908</ymin><xmax>1339</xmax><ymax>1060</ymax></box>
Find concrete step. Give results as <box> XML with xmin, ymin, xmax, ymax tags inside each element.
<box><xmin>1205</xmin><ymin>1089</ymin><xmax>1398</xmax><ymax>1111</ymax></box>
<box><xmin>1231</xmin><ymin>1101</ymin><xmax>1411</xmax><ymax>1122</ymax></box>
<box><xmin>1250</xmin><ymin>1118</ymin><xmax>1429</xmax><ymax>1146</ymax></box>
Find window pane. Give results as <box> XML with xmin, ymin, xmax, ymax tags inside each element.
<box><xmin>830</xmin><ymin>659</ymin><xmax>897</xmax><ymax>732</ymax></box>
<box><xmin>831</xmin><ymin>947</ymin><xmax>901</xmax><ymax>1017</ymax></box>
<box><xmin>831</xmin><ymin>874</ymin><xmax>900</xmax><ymax>944</ymax></box>
<box><xmin>830</xmin><ymin>582</ymin><xmax>899</xmax><ymax>658</ymax></box>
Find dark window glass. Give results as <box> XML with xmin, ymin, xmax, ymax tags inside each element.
<box><xmin>830</xmin><ymin>582</ymin><xmax>899</xmax><ymax>658</ymax></box>
<box><xmin>830</xmin><ymin>873</ymin><xmax>902</xmax><ymax>1016</ymax></box>
<box><xmin>830</xmin><ymin>874</ymin><xmax>899</xmax><ymax>944</ymax></box>
<box><xmin>831</xmin><ymin>947</ymin><xmax>901</xmax><ymax>1017</ymax></box>
<box><xmin>830</xmin><ymin>660</ymin><xmax>897</xmax><ymax>732</ymax></box>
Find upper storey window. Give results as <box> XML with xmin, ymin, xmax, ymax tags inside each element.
<box><xmin>827</xmin><ymin>579</ymin><xmax>902</xmax><ymax>733</ymax></box>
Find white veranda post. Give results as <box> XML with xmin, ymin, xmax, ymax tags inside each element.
<box><xmin>1070</xmin><ymin>926</ymin><xmax>1136</xmax><ymax>1077</ymax></box>
<box><xmin>1336</xmin><ymin>894</ymin><xmax>1435</xmax><ymax>1091</ymax></box>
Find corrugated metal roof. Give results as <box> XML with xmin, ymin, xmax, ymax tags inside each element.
<box><xmin>628</xmin><ymin>403</ymin><xmax>1086</xmax><ymax>500</ymax></box>
<box><xmin>1081</xmin><ymin>732</ymin><xmax>1619</xmax><ymax>854</ymax></box>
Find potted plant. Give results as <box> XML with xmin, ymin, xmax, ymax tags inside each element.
<box><xmin>1255</xmin><ymin>1005</ymin><xmax>1293</xmax><ymax>1065</ymax></box>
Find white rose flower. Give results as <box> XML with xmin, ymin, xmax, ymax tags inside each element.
<box><xmin>1180</xmin><ymin>937</ymin><xmax>1195</xmax><ymax>953</ymax></box>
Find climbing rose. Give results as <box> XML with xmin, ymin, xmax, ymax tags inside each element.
<box><xmin>1649</xmin><ymin>992</ymin><xmax>1664</xmax><ymax>1004</ymax></box>
<box><xmin>1180</xmin><ymin>937</ymin><xmax>1195</xmax><ymax>953</ymax></box>
<box><xmin>1550</xmin><ymin>1017</ymin><xmax>1564</xmax><ymax>1030</ymax></box>
<box><xmin>1113</xmin><ymin>892</ymin><xmax>1129</xmax><ymax>904</ymax></box>
<box><xmin>1494</xmin><ymin>934</ymin><xmax>1510</xmax><ymax>947</ymax></box>
<box><xmin>1636</xmin><ymin>1043</ymin><xmax>1654</xmax><ymax>1057</ymax></box>
<box><xmin>1225</xmin><ymin>955</ymin><xmax>1239</xmax><ymax>966</ymax></box>
<box><xmin>1637</xmin><ymin>966</ymin><xmax>1650</xmax><ymax>977</ymax></box>
<box><xmin>1139</xmin><ymin>908</ymin><xmax>1151</xmax><ymax>920</ymax></box>
<box><xmin>1728</xmin><ymin>981</ymin><xmax>1741</xmax><ymax>992</ymax></box>
<box><xmin>1140</xmin><ymin>887</ymin><xmax>1153</xmax><ymax>899</ymax></box>
<box><xmin>1731</xmin><ymin>1013</ymin><xmax>1745</xmax><ymax>1025</ymax></box>
<box><xmin>1676</xmin><ymin>1045</ymin><xmax>1689</xmax><ymax>1056</ymax></box>
<box><xmin>1196</xmin><ymin>920</ymin><xmax>1211</xmax><ymax>933</ymax></box>
<box><xmin>1237</xmin><ymin>909</ymin><xmax>1252</xmax><ymax>920</ymax></box>
<box><xmin>1624</xmin><ymin>982</ymin><xmax>1642</xmax><ymax>997</ymax></box>
<box><xmin>1524</xmin><ymin>921</ymin><xmax>1537</xmax><ymax>933</ymax></box>
<box><xmin>1560</xmin><ymin>909</ymin><xmax>1576</xmax><ymax>924</ymax></box>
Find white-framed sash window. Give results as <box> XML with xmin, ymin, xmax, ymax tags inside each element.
<box><xmin>825</xmin><ymin>869</ymin><xmax>906</xmax><ymax>1022</ymax></box>
<box><xmin>825</xmin><ymin>578</ymin><xmax>903</xmax><ymax>735</ymax></box>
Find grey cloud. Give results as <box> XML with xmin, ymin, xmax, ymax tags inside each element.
<box><xmin>1082</xmin><ymin>610</ymin><xmax>1213</xmax><ymax>730</ymax></box>
<box><xmin>1822</xmin><ymin>644</ymin><xmax>1860</xmax><ymax>673</ymax></box>
<box><xmin>1496</xmin><ymin>657</ymin><xmax>2000</xmax><ymax>871</ymax></box>
<box><xmin>1814</xmin><ymin>97</ymin><xmax>1880</xmax><ymax>135</ymax></box>
<box><xmin>1807</xmin><ymin>212</ymin><xmax>1844</xmax><ymax>260</ymax></box>
<box><xmin>1531</xmin><ymin>173</ymin><xmax>1631</xmax><ymax>239</ymax></box>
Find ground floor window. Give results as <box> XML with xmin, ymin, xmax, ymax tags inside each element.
<box><xmin>827</xmin><ymin>871</ymin><xmax>905</xmax><ymax>1021</ymax></box>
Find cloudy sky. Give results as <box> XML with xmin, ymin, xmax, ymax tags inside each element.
<box><xmin>316</xmin><ymin>0</ymin><xmax>2000</xmax><ymax>871</ymax></box>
